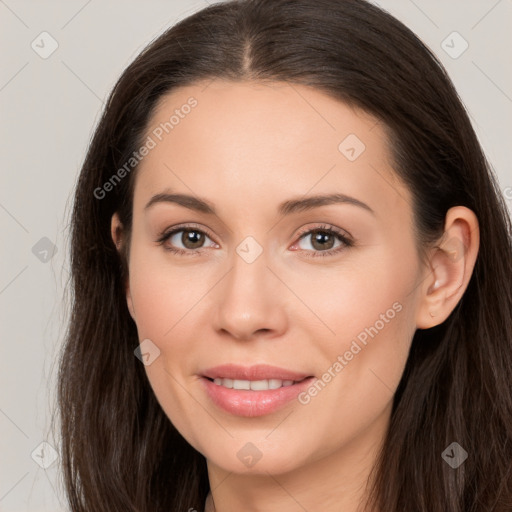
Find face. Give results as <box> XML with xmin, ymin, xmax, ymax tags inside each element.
<box><xmin>114</xmin><ymin>80</ymin><xmax>427</xmax><ymax>476</ymax></box>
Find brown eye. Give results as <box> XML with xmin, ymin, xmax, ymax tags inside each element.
<box><xmin>156</xmin><ymin>225</ymin><xmax>218</xmax><ymax>256</ymax></box>
<box><xmin>297</xmin><ymin>229</ymin><xmax>343</xmax><ymax>252</ymax></box>
<box><xmin>309</xmin><ymin>229</ymin><xmax>336</xmax><ymax>251</ymax></box>
<box><xmin>292</xmin><ymin>224</ymin><xmax>354</xmax><ymax>258</ymax></box>
<box><xmin>180</xmin><ymin>229</ymin><xmax>206</xmax><ymax>249</ymax></box>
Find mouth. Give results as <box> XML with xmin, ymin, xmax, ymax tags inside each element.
<box><xmin>198</xmin><ymin>365</ymin><xmax>315</xmax><ymax>417</ymax></box>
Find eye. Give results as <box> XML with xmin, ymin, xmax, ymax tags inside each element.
<box><xmin>156</xmin><ymin>223</ymin><xmax>354</xmax><ymax>258</ymax></box>
<box><xmin>156</xmin><ymin>224</ymin><xmax>218</xmax><ymax>256</ymax></box>
<box><xmin>291</xmin><ymin>224</ymin><xmax>354</xmax><ymax>258</ymax></box>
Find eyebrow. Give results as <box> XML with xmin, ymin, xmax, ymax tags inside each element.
<box><xmin>144</xmin><ymin>191</ymin><xmax>375</xmax><ymax>216</ymax></box>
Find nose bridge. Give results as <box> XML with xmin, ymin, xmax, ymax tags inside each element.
<box><xmin>230</xmin><ymin>236</ymin><xmax>269</xmax><ymax>292</ymax></box>
<box><xmin>213</xmin><ymin>235</ymin><xmax>287</xmax><ymax>339</ymax></box>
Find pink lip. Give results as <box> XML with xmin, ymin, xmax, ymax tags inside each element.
<box><xmin>199</xmin><ymin>364</ymin><xmax>315</xmax><ymax>417</ymax></box>
<box><xmin>201</xmin><ymin>363</ymin><xmax>311</xmax><ymax>381</ymax></box>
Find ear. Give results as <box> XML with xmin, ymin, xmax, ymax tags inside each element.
<box><xmin>111</xmin><ymin>213</ymin><xmax>136</xmax><ymax>321</ymax></box>
<box><xmin>415</xmin><ymin>206</ymin><xmax>480</xmax><ymax>329</ymax></box>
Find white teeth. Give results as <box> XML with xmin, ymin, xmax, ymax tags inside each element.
<box><xmin>211</xmin><ymin>378</ymin><xmax>299</xmax><ymax>390</ymax></box>
<box><xmin>269</xmin><ymin>379</ymin><xmax>282</xmax><ymax>389</ymax></box>
<box><xmin>250</xmin><ymin>380</ymin><xmax>268</xmax><ymax>391</ymax></box>
<box><xmin>233</xmin><ymin>379</ymin><xmax>250</xmax><ymax>390</ymax></box>
<box><xmin>213</xmin><ymin>378</ymin><xmax>234</xmax><ymax>388</ymax></box>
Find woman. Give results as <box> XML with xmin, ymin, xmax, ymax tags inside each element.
<box><xmin>55</xmin><ymin>0</ymin><xmax>512</xmax><ymax>510</ymax></box>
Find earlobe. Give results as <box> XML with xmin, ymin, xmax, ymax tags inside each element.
<box><xmin>416</xmin><ymin>206</ymin><xmax>479</xmax><ymax>329</ymax></box>
<box><xmin>126</xmin><ymin>288</ymin><xmax>136</xmax><ymax>321</ymax></box>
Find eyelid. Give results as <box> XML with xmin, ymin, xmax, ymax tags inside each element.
<box><xmin>295</xmin><ymin>223</ymin><xmax>353</xmax><ymax>241</ymax></box>
<box><xmin>156</xmin><ymin>222</ymin><xmax>217</xmax><ymax>244</ymax></box>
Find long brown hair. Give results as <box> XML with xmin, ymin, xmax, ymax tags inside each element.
<box><xmin>54</xmin><ymin>0</ymin><xmax>512</xmax><ymax>510</ymax></box>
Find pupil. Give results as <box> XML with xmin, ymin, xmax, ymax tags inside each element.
<box><xmin>183</xmin><ymin>230</ymin><xmax>204</xmax><ymax>248</ymax></box>
<box><xmin>312</xmin><ymin>230</ymin><xmax>334</xmax><ymax>250</ymax></box>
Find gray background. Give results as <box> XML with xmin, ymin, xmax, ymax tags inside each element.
<box><xmin>1</xmin><ymin>1</ymin><xmax>511</xmax><ymax>510</ymax></box>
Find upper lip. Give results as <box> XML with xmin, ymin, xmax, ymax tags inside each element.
<box><xmin>201</xmin><ymin>364</ymin><xmax>312</xmax><ymax>381</ymax></box>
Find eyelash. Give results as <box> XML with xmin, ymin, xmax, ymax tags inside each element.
<box><xmin>156</xmin><ymin>223</ymin><xmax>354</xmax><ymax>258</ymax></box>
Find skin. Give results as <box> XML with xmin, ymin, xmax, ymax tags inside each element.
<box><xmin>111</xmin><ymin>80</ymin><xmax>479</xmax><ymax>512</ymax></box>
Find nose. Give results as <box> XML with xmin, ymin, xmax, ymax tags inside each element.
<box><xmin>212</xmin><ymin>247</ymin><xmax>289</xmax><ymax>342</ymax></box>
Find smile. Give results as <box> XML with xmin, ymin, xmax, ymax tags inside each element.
<box><xmin>199</xmin><ymin>366</ymin><xmax>315</xmax><ymax>417</ymax></box>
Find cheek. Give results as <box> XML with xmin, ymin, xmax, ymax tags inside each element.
<box><xmin>290</xmin><ymin>247</ymin><xmax>416</xmax><ymax>354</ymax></box>
<box><xmin>127</xmin><ymin>248</ymin><xmax>197</xmax><ymax>338</ymax></box>
<box><xmin>294</xmin><ymin>247</ymin><xmax>418</xmax><ymax>413</ymax></box>
<box><xmin>127</xmin><ymin>252</ymin><xmax>209</xmax><ymax>449</ymax></box>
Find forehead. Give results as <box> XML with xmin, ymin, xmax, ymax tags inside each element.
<box><xmin>133</xmin><ymin>80</ymin><xmax>411</xmax><ymax>220</ymax></box>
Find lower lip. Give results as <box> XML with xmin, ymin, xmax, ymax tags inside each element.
<box><xmin>200</xmin><ymin>376</ymin><xmax>315</xmax><ymax>417</ymax></box>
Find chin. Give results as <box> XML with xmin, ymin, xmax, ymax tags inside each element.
<box><xmin>203</xmin><ymin>437</ymin><xmax>311</xmax><ymax>476</ymax></box>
